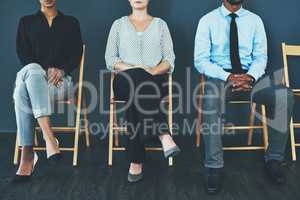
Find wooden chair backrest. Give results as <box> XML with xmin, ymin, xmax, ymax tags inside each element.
<box><xmin>282</xmin><ymin>43</ymin><xmax>300</xmax><ymax>87</ymax></box>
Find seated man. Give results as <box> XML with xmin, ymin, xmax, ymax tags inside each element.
<box><xmin>13</xmin><ymin>0</ymin><xmax>82</xmax><ymax>182</ymax></box>
<box><xmin>194</xmin><ymin>0</ymin><xmax>294</xmax><ymax>195</ymax></box>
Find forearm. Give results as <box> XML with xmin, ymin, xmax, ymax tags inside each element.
<box><xmin>195</xmin><ymin>59</ymin><xmax>230</xmax><ymax>81</ymax></box>
<box><xmin>247</xmin><ymin>60</ymin><xmax>267</xmax><ymax>82</ymax></box>
<box><xmin>114</xmin><ymin>62</ymin><xmax>134</xmax><ymax>72</ymax></box>
<box><xmin>149</xmin><ymin>61</ymin><xmax>171</xmax><ymax>75</ymax></box>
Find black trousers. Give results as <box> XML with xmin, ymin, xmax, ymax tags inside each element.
<box><xmin>113</xmin><ymin>68</ymin><xmax>170</xmax><ymax>164</ymax></box>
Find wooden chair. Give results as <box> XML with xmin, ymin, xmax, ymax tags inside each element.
<box><xmin>13</xmin><ymin>45</ymin><xmax>90</xmax><ymax>166</ymax></box>
<box><xmin>108</xmin><ymin>73</ymin><xmax>174</xmax><ymax>166</ymax></box>
<box><xmin>195</xmin><ymin>74</ymin><xmax>269</xmax><ymax>151</ymax></box>
<box><xmin>282</xmin><ymin>43</ymin><xmax>300</xmax><ymax>161</ymax></box>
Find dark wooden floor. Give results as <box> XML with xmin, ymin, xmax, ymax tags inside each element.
<box><xmin>1</xmin><ymin>133</ymin><xmax>300</xmax><ymax>200</ymax></box>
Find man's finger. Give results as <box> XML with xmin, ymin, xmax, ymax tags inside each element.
<box><xmin>237</xmin><ymin>74</ymin><xmax>253</xmax><ymax>82</ymax></box>
<box><xmin>53</xmin><ymin>76</ymin><xmax>61</xmax><ymax>86</ymax></box>
<box><xmin>48</xmin><ymin>71</ymin><xmax>59</xmax><ymax>84</ymax></box>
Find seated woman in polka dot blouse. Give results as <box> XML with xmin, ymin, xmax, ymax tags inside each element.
<box><xmin>105</xmin><ymin>0</ymin><xmax>181</xmax><ymax>183</ymax></box>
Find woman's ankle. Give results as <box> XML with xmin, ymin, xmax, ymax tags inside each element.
<box><xmin>159</xmin><ymin>134</ymin><xmax>172</xmax><ymax>142</ymax></box>
<box><xmin>17</xmin><ymin>159</ymin><xmax>34</xmax><ymax>175</ymax></box>
<box><xmin>160</xmin><ymin>134</ymin><xmax>175</xmax><ymax>143</ymax></box>
<box><xmin>44</xmin><ymin>136</ymin><xmax>60</xmax><ymax>158</ymax></box>
<box><xmin>129</xmin><ymin>163</ymin><xmax>143</xmax><ymax>174</ymax></box>
<box><xmin>43</xmin><ymin>133</ymin><xmax>56</xmax><ymax>143</ymax></box>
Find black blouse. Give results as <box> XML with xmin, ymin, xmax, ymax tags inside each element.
<box><xmin>16</xmin><ymin>11</ymin><xmax>83</xmax><ymax>74</ymax></box>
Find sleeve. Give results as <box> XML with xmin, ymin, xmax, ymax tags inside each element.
<box><xmin>246</xmin><ymin>17</ymin><xmax>268</xmax><ymax>81</ymax></box>
<box><xmin>16</xmin><ymin>17</ymin><xmax>37</xmax><ymax>67</ymax></box>
<box><xmin>194</xmin><ymin>16</ymin><xmax>230</xmax><ymax>81</ymax></box>
<box><xmin>160</xmin><ymin>20</ymin><xmax>176</xmax><ymax>73</ymax></box>
<box><xmin>63</xmin><ymin>18</ymin><xmax>83</xmax><ymax>74</ymax></box>
<box><xmin>105</xmin><ymin>20</ymin><xmax>123</xmax><ymax>71</ymax></box>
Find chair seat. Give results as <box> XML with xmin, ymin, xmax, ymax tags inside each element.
<box><xmin>111</xmin><ymin>97</ymin><xmax>170</xmax><ymax>104</ymax></box>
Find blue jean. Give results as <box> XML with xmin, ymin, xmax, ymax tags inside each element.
<box><xmin>202</xmin><ymin>74</ymin><xmax>294</xmax><ymax>168</ymax></box>
<box><xmin>13</xmin><ymin>63</ymin><xmax>73</xmax><ymax>146</ymax></box>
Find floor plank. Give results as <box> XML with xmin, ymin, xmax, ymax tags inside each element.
<box><xmin>0</xmin><ymin>133</ymin><xmax>299</xmax><ymax>200</ymax></box>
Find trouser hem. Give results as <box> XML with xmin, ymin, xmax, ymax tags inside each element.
<box><xmin>265</xmin><ymin>155</ymin><xmax>284</xmax><ymax>162</ymax></box>
<box><xmin>204</xmin><ymin>163</ymin><xmax>224</xmax><ymax>169</ymax></box>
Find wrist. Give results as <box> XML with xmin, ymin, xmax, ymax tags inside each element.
<box><xmin>60</xmin><ymin>70</ymin><xmax>65</xmax><ymax>77</ymax></box>
<box><xmin>227</xmin><ymin>74</ymin><xmax>234</xmax><ymax>82</ymax></box>
<box><xmin>248</xmin><ymin>75</ymin><xmax>255</xmax><ymax>84</ymax></box>
<box><xmin>150</xmin><ymin>67</ymin><xmax>157</xmax><ymax>75</ymax></box>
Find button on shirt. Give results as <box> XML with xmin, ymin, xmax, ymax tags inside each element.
<box><xmin>194</xmin><ymin>4</ymin><xmax>268</xmax><ymax>81</ymax></box>
<box><xmin>16</xmin><ymin>11</ymin><xmax>83</xmax><ymax>74</ymax></box>
<box><xmin>105</xmin><ymin>16</ymin><xmax>176</xmax><ymax>72</ymax></box>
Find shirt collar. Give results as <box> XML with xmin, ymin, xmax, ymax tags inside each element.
<box><xmin>36</xmin><ymin>10</ymin><xmax>64</xmax><ymax>18</ymax></box>
<box><xmin>220</xmin><ymin>3</ymin><xmax>245</xmax><ymax>17</ymax></box>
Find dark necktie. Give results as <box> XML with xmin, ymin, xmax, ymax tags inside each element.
<box><xmin>229</xmin><ymin>13</ymin><xmax>243</xmax><ymax>74</ymax></box>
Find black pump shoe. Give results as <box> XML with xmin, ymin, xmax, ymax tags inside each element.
<box><xmin>47</xmin><ymin>153</ymin><xmax>63</xmax><ymax>164</ymax></box>
<box><xmin>47</xmin><ymin>138</ymin><xmax>63</xmax><ymax>164</ymax></box>
<box><xmin>13</xmin><ymin>152</ymin><xmax>39</xmax><ymax>183</ymax></box>
<box><xmin>164</xmin><ymin>146</ymin><xmax>181</xmax><ymax>159</ymax></box>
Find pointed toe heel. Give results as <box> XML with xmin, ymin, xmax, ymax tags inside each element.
<box><xmin>13</xmin><ymin>152</ymin><xmax>38</xmax><ymax>184</ymax></box>
<box><xmin>128</xmin><ymin>172</ymin><xmax>143</xmax><ymax>183</ymax></box>
<box><xmin>164</xmin><ymin>146</ymin><xmax>181</xmax><ymax>159</ymax></box>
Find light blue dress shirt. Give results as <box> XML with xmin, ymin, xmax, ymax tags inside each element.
<box><xmin>194</xmin><ymin>4</ymin><xmax>268</xmax><ymax>81</ymax></box>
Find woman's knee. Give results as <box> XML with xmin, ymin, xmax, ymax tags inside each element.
<box><xmin>17</xmin><ymin>63</ymin><xmax>46</xmax><ymax>80</ymax></box>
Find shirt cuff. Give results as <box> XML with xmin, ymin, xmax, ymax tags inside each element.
<box><xmin>162</xmin><ymin>59</ymin><xmax>175</xmax><ymax>73</ymax></box>
<box><xmin>247</xmin><ymin>70</ymin><xmax>261</xmax><ymax>83</ymax></box>
<box><xmin>107</xmin><ymin>57</ymin><xmax>123</xmax><ymax>71</ymax></box>
<box><xmin>220</xmin><ymin>70</ymin><xmax>231</xmax><ymax>82</ymax></box>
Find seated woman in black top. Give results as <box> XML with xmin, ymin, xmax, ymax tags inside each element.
<box><xmin>13</xmin><ymin>0</ymin><xmax>83</xmax><ymax>182</ymax></box>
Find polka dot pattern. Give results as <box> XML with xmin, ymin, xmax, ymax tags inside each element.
<box><xmin>105</xmin><ymin>16</ymin><xmax>175</xmax><ymax>72</ymax></box>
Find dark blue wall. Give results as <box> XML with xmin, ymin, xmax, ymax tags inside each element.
<box><xmin>0</xmin><ymin>0</ymin><xmax>299</xmax><ymax>133</ymax></box>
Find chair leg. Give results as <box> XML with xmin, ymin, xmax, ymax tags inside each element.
<box><xmin>34</xmin><ymin>129</ymin><xmax>39</xmax><ymax>146</ymax></box>
<box><xmin>290</xmin><ymin>118</ymin><xmax>297</xmax><ymax>161</ymax></box>
<box><xmin>196</xmin><ymin>106</ymin><xmax>202</xmax><ymax>147</ymax></box>
<box><xmin>73</xmin><ymin>105</ymin><xmax>81</xmax><ymax>166</ymax></box>
<box><xmin>113</xmin><ymin>103</ymin><xmax>119</xmax><ymax>147</ymax></box>
<box><xmin>73</xmin><ymin>96</ymin><xmax>81</xmax><ymax>166</ymax></box>
<box><xmin>168</xmin><ymin>157</ymin><xmax>173</xmax><ymax>166</ymax></box>
<box><xmin>195</xmin><ymin>94</ymin><xmax>202</xmax><ymax>147</ymax></box>
<box><xmin>108</xmin><ymin>102</ymin><xmax>114</xmax><ymax>166</ymax></box>
<box><xmin>168</xmin><ymin>74</ymin><xmax>174</xmax><ymax>167</ymax></box>
<box><xmin>261</xmin><ymin>105</ymin><xmax>269</xmax><ymax>151</ymax></box>
<box><xmin>73</xmin><ymin>127</ymin><xmax>80</xmax><ymax>166</ymax></box>
<box><xmin>83</xmin><ymin>96</ymin><xmax>90</xmax><ymax>148</ymax></box>
<box><xmin>196</xmin><ymin>75</ymin><xmax>205</xmax><ymax>147</ymax></box>
<box><xmin>247</xmin><ymin>103</ymin><xmax>256</xmax><ymax>145</ymax></box>
<box><xmin>168</xmin><ymin>111</ymin><xmax>174</xmax><ymax>168</ymax></box>
<box><xmin>13</xmin><ymin>132</ymin><xmax>20</xmax><ymax>165</ymax></box>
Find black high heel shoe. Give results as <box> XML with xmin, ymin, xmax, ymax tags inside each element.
<box><xmin>13</xmin><ymin>152</ymin><xmax>39</xmax><ymax>183</ymax></box>
<box><xmin>47</xmin><ymin>138</ymin><xmax>63</xmax><ymax>164</ymax></box>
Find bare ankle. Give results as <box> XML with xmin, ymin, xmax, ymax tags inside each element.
<box><xmin>130</xmin><ymin>163</ymin><xmax>142</xmax><ymax>167</ymax></box>
<box><xmin>43</xmin><ymin>134</ymin><xmax>56</xmax><ymax>143</ymax></box>
<box><xmin>129</xmin><ymin>163</ymin><xmax>143</xmax><ymax>174</ymax></box>
<box><xmin>159</xmin><ymin>134</ymin><xmax>171</xmax><ymax>141</ymax></box>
